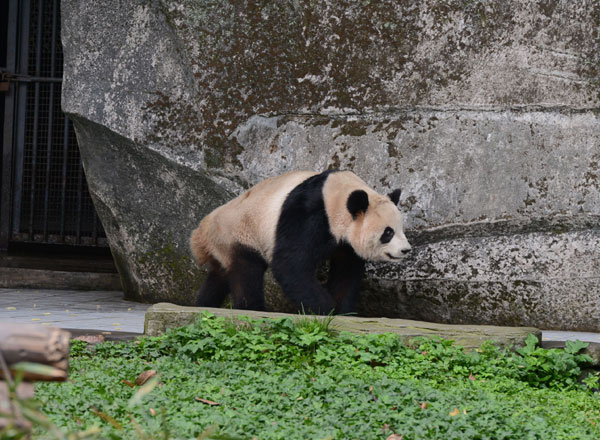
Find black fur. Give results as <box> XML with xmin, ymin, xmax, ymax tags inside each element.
<box><xmin>196</xmin><ymin>258</ymin><xmax>229</xmax><ymax>307</ymax></box>
<box><xmin>228</xmin><ymin>245</ymin><xmax>268</xmax><ymax>310</ymax></box>
<box><xmin>196</xmin><ymin>246</ymin><xmax>268</xmax><ymax>311</ymax></box>
<box><xmin>326</xmin><ymin>243</ymin><xmax>365</xmax><ymax>314</ymax></box>
<box><xmin>347</xmin><ymin>190</ymin><xmax>369</xmax><ymax>219</ymax></box>
<box><xmin>388</xmin><ymin>188</ymin><xmax>401</xmax><ymax>205</ymax></box>
<box><xmin>272</xmin><ymin>170</ymin><xmax>366</xmax><ymax>315</ymax></box>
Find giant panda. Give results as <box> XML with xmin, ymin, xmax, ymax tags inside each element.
<box><xmin>190</xmin><ymin>170</ymin><xmax>411</xmax><ymax>314</ymax></box>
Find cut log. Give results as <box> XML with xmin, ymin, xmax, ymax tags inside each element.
<box><xmin>0</xmin><ymin>324</ymin><xmax>70</xmax><ymax>381</ymax></box>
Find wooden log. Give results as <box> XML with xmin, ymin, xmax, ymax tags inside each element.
<box><xmin>0</xmin><ymin>324</ymin><xmax>70</xmax><ymax>381</ymax></box>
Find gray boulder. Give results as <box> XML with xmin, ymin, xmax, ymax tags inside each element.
<box><xmin>61</xmin><ymin>1</ymin><xmax>600</xmax><ymax>330</ymax></box>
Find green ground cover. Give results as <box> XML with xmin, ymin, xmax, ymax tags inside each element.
<box><xmin>28</xmin><ymin>313</ymin><xmax>600</xmax><ymax>439</ymax></box>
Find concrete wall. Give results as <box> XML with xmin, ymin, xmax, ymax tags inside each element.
<box><xmin>61</xmin><ymin>0</ymin><xmax>600</xmax><ymax>330</ymax></box>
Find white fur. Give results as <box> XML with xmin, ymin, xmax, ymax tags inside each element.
<box><xmin>191</xmin><ymin>171</ymin><xmax>317</xmax><ymax>269</ymax></box>
<box><xmin>323</xmin><ymin>171</ymin><xmax>411</xmax><ymax>262</ymax></box>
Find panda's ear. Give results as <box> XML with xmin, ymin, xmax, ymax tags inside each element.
<box><xmin>347</xmin><ymin>190</ymin><xmax>369</xmax><ymax>219</ymax></box>
<box><xmin>388</xmin><ymin>189</ymin><xmax>402</xmax><ymax>205</ymax></box>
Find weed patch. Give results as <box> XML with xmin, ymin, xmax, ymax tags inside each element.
<box><xmin>32</xmin><ymin>313</ymin><xmax>600</xmax><ymax>439</ymax></box>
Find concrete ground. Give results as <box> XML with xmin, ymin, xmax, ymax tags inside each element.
<box><xmin>0</xmin><ymin>288</ymin><xmax>148</xmax><ymax>334</ymax></box>
<box><xmin>1</xmin><ymin>288</ymin><xmax>599</xmax><ymax>343</ymax></box>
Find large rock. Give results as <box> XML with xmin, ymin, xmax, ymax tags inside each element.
<box><xmin>61</xmin><ymin>1</ymin><xmax>600</xmax><ymax>330</ymax></box>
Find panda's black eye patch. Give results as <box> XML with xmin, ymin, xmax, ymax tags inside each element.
<box><xmin>380</xmin><ymin>227</ymin><xmax>395</xmax><ymax>244</ymax></box>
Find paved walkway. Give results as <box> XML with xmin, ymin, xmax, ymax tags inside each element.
<box><xmin>1</xmin><ymin>288</ymin><xmax>599</xmax><ymax>343</ymax></box>
<box><xmin>0</xmin><ymin>288</ymin><xmax>148</xmax><ymax>333</ymax></box>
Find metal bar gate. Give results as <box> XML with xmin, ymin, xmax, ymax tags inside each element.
<box><xmin>1</xmin><ymin>0</ymin><xmax>107</xmax><ymax>251</ymax></box>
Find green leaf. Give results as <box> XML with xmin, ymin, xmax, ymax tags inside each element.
<box><xmin>564</xmin><ymin>340</ymin><xmax>589</xmax><ymax>354</ymax></box>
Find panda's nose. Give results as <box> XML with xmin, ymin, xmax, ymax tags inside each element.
<box><xmin>401</xmin><ymin>248</ymin><xmax>411</xmax><ymax>254</ymax></box>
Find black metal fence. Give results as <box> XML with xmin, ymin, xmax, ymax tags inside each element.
<box><xmin>1</xmin><ymin>0</ymin><xmax>107</xmax><ymax>250</ymax></box>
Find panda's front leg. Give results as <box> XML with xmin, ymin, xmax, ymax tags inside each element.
<box><xmin>327</xmin><ymin>244</ymin><xmax>366</xmax><ymax>314</ymax></box>
<box><xmin>271</xmin><ymin>253</ymin><xmax>336</xmax><ymax>315</ymax></box>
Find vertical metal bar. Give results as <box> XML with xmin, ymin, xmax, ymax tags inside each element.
<box><xmin>42</xmin><ymin>0</ymin><xmax>58</xmax><ymax>241</ymax></box>
<box><xmin>0</xmin><ymin>0</ymin><xmax>20</xmax><ymax>251</ymax></box>
<box><xmin>11</xmin><ymin>0</ymin><xmax>31</xmax><ymax>237</ymax></box>
<box><xmin>28</xmin><ymin>0</ymin><xmax>44</xmax><ymax>240</ymax></box>
<box><xmin>76</xmin><ymin>158</ymin><xmax>83</xmax><ymax>245</ymax></box>
<box><xmin>92</xmin><ymin>209</ymin><xmax>99</xmax><ymax>245</ymax></box>
<box><xmin>59</xmin><ymin>115</ymin><xmax>69</xmax><ymax>241</ymax></box>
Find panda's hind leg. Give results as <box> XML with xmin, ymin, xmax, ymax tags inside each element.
<box><xmin>228</xmin><ymin>245</ymin><xmax>268</xmax><ymax>311</ymax></box>
<box><xmin>196</xmin><ymin>259</ymin><xmax>230</xmax><ymax>307</ymax></box>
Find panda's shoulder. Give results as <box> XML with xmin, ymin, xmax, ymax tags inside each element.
<box><xmin>324</xmin><ymin>170</ymin><xmax>366</xmax><ymax>186</ymax></box>
<box><xmin>322</xmin><ymin>170</ymin><xmax>373</xmax><ymax>201</ymax></box>
<box><xmin>281</xmin><ymin>170</ymin><xmax>335</xmax><ymax>208</ymax></box>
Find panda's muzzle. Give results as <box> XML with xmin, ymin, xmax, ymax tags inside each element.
<box><xmin>386</xmin><ymin>249</ymin><xmax>411</xmax><ymax>260</ymax></box>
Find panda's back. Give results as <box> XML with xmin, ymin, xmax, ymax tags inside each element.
<box><xmin>208</xmin><ymin>170</ymin><xmax>318</xmax><ymax>266</ymax></box>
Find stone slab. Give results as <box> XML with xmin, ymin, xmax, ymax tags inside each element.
<box><xmin>68</xmin><ymin>328</ymin><xmax>142</xmax><ymax>342</ymax></box>
<box><xmin>144</xmin><ymin>303</ymin><xmax>541</xmax><ymax>350</ymax></box>
<box><xmin>0</xmin><ymin>267</ymin><xmax>122</xmax><ymax>291</ymax></box>
<box><xmin>542</xmin><ymin>331</ymin><xmax>600</xmax><ymax>344</ymax></box>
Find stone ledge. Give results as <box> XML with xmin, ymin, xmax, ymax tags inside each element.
<box><xmin>0</xmin><ymin>267</ymin><xmax>122</xmax><ymax>291</ymax></box>
<box><xmin>144</xmin><ymin>303</ymin><xmax>541</xmax><ymax>350</ymax></box>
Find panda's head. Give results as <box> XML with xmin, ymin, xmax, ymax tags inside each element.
<box><xmin>345</xmin><ymin>188</ymin><xmax>411</xmax><ymax>262</ymax></box>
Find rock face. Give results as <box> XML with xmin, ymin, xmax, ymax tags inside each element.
<box><xmin>61</xmin><ymin>1</ymin><xmax>600</xmax><ymax>330</ymax></box>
